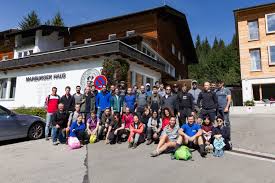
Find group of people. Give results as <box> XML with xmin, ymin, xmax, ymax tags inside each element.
<box><xmin>44</xmin><ymin>79</ymin><xmax>232</xmax><ymax>157</ymax></box>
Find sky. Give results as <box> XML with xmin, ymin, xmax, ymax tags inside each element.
<box><xmin>0</xmin><ymin>0</ymin><xmax>274</xmax><ymax>45</ymax></box>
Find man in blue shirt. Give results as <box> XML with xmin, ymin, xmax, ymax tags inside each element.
<box><xmin>176</xmin><ymin>115</ymin><xmax>207</xmax><ymax>157</ymax></box>
<box><xmin>96</xmin><ymin>85</ymin><xmax>111</xmax><ymax>118</ymax></box>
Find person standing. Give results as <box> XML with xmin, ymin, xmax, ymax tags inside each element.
<box><xmin>177</xmin><ymin>84</ymin><xmax>194</xmax><ymax>125</ymax></box>
<box><xmin>51</xmin><ymin>103</ymin><xmax>69</xmax><ymax>145</ymax></box>
<box><xmin>148</xmin><ymin>86</ymin><xmax>162</xmax><ymax>114</ymax></box>
<box><xmin>110</xmin><ymin>85</ymin><xmax>116</xmax><ymax>96</ymax></box>
<box><xmin>111</xmin><ymin>88</ymin><xmax>123</xmax><ymax>115</ymax></box>
<box><xmin>124</xmin><ymin>87</ymin><xmax>136</xmax><ymax>113</ymax></box>
<box><xmin>91</xmin><ymin>85</ymin><xmax>98</xmax><ymax>96</ymax></box>
<box><xmin>96</xmin><ymin>85</ymin><xmax>111</xmax><ymax>118</ymax></box>
<box><xmin>158</xmin><ymin>83</ymin><xmax>165</xmax><ymax>97</ymax></box>
<box><xmin>188</xmin><ymin>80</ymin><xmax>201</xmax><ymax>112</ymax></box>
<box><xmin>73</xmin><ymin>86</ymin><xmax>83</xmax><ymax>105</ymax></box>
<box><xmin>146</xmin><ymin>83</ymin><xmax>152</xmax><ymax>97</ymax></box>
<box><xmin>160</xmin><ymin>85</ymin><xmax>178</xmax><ymax>116</ymax></box>
<box><xmin>80</xmin><ymin>86</ymin><xmax>96</xmax><ymax>121</ymax></box>
<box><xmin>119</xmin><ymin>81</ymin><xmax>127</xmax><ymax>102</ymax></box>
<box><xmin>216</xmin><ymin>80</ymin><xmax>232</xmax><ymax>127</ymax></box>
<box><xmin>172</xmin><ymin>83</ymin><xmax>180</xmax><ymax>95</ymax></box>
<box><xmin>135</xmin><ymin>85</ymin><xmax>148</xmax><ymax>118</ymax></box>
<box><xmin>44</xmin><ymin>87</ymin><xmax>60</xmax><ymax>140</ymax></box>
<box><xmin>197</xmin><ymin>82</ymin><xmax>218</xmax><ymax>123</ymax></box>
<box><xmin>60</xmin><ymin>86</ymin><xmax>75</xmax><ymax>113</ymax></box>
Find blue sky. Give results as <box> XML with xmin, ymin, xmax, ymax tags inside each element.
<box><xmin>0</xmin><ymin>0</ymin><xmax>274</xmax><ymax>45</ymax></box>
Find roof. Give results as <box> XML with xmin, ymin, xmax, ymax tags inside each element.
<box><xmin>7</xmin><ymin>25</ymin><xmax>68</xmax><ymax>37</ymax></box>
<box><xmin>234</xmin><ymin>2</ymin><xmax>275</xmax><ymax>13</ymax></box>
<box><xmin>71</xmin><ymin>5</ymin><xmax>186</xmax><ymax>29</ymax></box>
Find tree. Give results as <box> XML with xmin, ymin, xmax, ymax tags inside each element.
<box><xmin>51</xmin><ymin>12</ymin><xmax>64</xmax><ymax>26</ymax></box>
<box><xmin>19</xmin><ymin>10</ymin><xmax>41</xmax><ymax>30</ymax></box>
<box><xmin>44</xmin><ymin>20</ymin><xmax>51</xmax><ymax>25</ymax></box>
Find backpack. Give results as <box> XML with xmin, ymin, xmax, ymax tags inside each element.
<box><xmin>89</xmin><ymin>134</ymin><xmax>97</xmax><ymax>144</ymax></box>
<box><xmin>68</xmin><ymin>137</ymin><xmax>81</xmax><ymax>149</ymax></box>
<box><xmin>173</xmin><ymin>146</ymin><xmax>192</xmax><ymax>161</ymax></box>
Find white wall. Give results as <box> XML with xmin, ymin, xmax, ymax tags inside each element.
<box><xmin>242</xmin><ymin>77</ymin><xmax>275</xmax><ymax>102</ymax></box>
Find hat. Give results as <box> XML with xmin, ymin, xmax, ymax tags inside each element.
<box><xmin>173</xmin><ymin>83</ymin><xmax>179</xmax><ymax>87</ymax></box>
<box><xmin>191</xmin><ymin>80</ymin><xmax>198</xmax><ymax>84</ymax></box>
<box><xmin>146</xmin><ymin>83</ymin><xmax>151</xmax><ymax>86</ymax></box>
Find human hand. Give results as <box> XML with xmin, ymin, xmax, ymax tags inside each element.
<box><xmin>224</xmin><ymin>107</ymin><xmax>229</xmax><ymax>112</ymax></box>
<box><xmin>56</xmin><ymin>124</ymin><xmax>60</xmax><ymax>128</ymax></box>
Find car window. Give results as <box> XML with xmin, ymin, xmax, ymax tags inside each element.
<box><xmin>0</xmin><ymin>108</ymin><xmax>8</xmax><ymax>116</ymax></box>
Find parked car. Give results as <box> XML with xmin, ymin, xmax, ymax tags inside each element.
<box><xmin>0</xmin><ymin>105</ymin><xmax>45</xmax><ymax>141</ymax></box>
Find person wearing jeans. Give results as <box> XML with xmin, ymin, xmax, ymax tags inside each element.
<box><xmin>128</xmin><ymin>114</ymin><xmax>145</xmax><ymax>149</ymax></box>
<box><xmin>44</xmin><ymin>87</ymin><xmax>60</xmax><ymax>140</ymax></box>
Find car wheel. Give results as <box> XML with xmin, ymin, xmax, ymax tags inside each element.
<box><xmin>28</xmin><ymin>122</ymin><xmax>44</xmax><ymax>140</ymax></box>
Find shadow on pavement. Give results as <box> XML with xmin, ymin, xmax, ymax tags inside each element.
<box><xmin>0</xmin><ymin>138</ymin><xmax>30</xmax><ymax>146</ymax></box>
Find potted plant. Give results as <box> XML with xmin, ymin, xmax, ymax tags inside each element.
<box><xmin>244</xmin><ymin>100</ymin><xmax>255</xmax><ymax>112</ymax></box>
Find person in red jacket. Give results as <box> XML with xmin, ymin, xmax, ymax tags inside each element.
<box><xmin>161</xmin><ymin>108</ymin><xmax>172</xmax><ymax>130</ymax></box>
<box><xmin>128</xmin><ymin>114</ymin><xmax>145</xmax><ymax>149</ymax></box>
<box><xmin>44</xmin><ymin>87</ymin><xmax>60</xmax><ymax>140</ymax></box>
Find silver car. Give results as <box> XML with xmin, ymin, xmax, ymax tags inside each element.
<box><xmin>0</xmin><ymin>105</ymin><xmax>45</xmax><ymax>141</ymax></box>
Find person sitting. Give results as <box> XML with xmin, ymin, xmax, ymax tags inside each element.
<box><xmin>98</xmin><ymin>108</ymin><xmax>113</xmax><ymax>140</ymax></box>
<box><xmin>66</xmin><ymin>104</ymin><xmax>83</xmax><ymax>143</ymax></box>
<box><xmin>128</xmin><ymin>114</ymin><xmax>145</xmax><ymax>149</ymax></box>
<box><xmin>51</xmin><ymin>103</ymin><xmax>69</xmax><ymax>145</ymax></box>
<box><xmin>161</xmin><ymin>108</ymin><xmax>172</xmax><ymax>130</ymax></box>
<box><xmin>140</xmin><ymin>106</ymin><xmax>151</xmax><ymax>134</ymax></box>
<box><xmin>106</xmin><ymin>113</ymin><xmax>124</xmax><ymax>144</ymax></box>
<box><xmin>201</xmin><ymin>115</ymin><xmax>213</xmax><ymax>153</ymax></box>
<box><xmin>150</xmin><ymin>116</ymin><xmax>179</xmax><ymax>157</ymax></box>
<box><xmin>176</xmin><ymin>115</ymin><xmax>207</xmax><ymax>157</ymax></box>
<box><xmin>86</xmin><ymin>111</ymin><xmax>100</xmax><ymax>140</ymax></box>
<box><xmin>69</xmin><ymin>114</ymin><xmax>86</xmax><ymax>145</ymax></box>
<box><xmin>121</xmin><ymin>107</ymin><xmax>134</xmax><ymax>141</ymax></box>
<box><xmin>146</xmin><ymin>111</ymin><xmax>162</xmax><ymax>145</ymax></box>
<box><xmin>212</xmin><ymin>115</ymin><xmax>231</xmax><ymax>151</ymax></box>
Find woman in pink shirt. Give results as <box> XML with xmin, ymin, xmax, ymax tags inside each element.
<box><xmin>120</xmin><ymin>107</ymin><xmax>134</xmax><ymax>142</ymax></box>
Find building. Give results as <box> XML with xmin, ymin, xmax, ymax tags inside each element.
<box><xmin>0</xmin><ymin>5</ymin><xmax>197</xmax><ymax>108</ymax></box>
<box><xmin>234</xmin><ymin>3</ymin><xmax>275</xmax><ymax>105</ymax></box>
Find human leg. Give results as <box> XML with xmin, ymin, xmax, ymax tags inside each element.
<box><xmin>51</xmin><ymin>127</ymin><xmax>59</xmax><ymax>145</ymax></box>
<box><xmin>146</xmin><ymin>127</ymin><xmax>153</xmax><ymax>145</ymax></box>
<box><xmin>45</xmin><ymin>113</ymin><xmax>53</xmax><ymax>139</ymax></box>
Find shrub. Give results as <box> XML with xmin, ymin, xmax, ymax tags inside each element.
<box><xmin>13</xmin><ymin>107</ymin><xmax>46</xmax><ymax>119</ymax></box>
<box><xmin>244</xmin><ymin>100</ymin><xmax>255</xmax><ymax>106</ymax></box>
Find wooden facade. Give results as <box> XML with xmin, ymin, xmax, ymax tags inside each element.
<box><xmin>0</xmin><ymin>29</ymin><xmax>16</xmax><ymax>61</ymax></box>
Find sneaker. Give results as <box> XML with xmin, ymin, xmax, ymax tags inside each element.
<box><xmin>150</xmin><ymin>150</ymin><xmax>159</xmax><ymax>157</ymax></box>
<box><xmin>146</xmin><ymin>140</ymin><xmax>152</xmax><ymax>145</ymax></box>
<box><xmin>117</xmin><ymin>141</ymin><xmax>122</xmax><ymax>144</ymax></box>
<box><xmin>132</xmin><ymin>143</ymin><xmax>138</xmax><ymax>149</ymax></box>
<box><xmin>200</xmin><ymin>151</ymin><xmax>207</xmax><ymax>157</ymax></box>
<box><xmin>128</xmin><ymin>142</ymin><xmax>133</xmax><ymax>148</ymax></box>
<box><xmin>45</xmin><ymin>137</ymin><xmax>49</xmax><ymax>141</ymax></box>
<box><xmin>53</xmin><ymin>141</ymin><xmax>58</xmax><ymax>146</ymax></box>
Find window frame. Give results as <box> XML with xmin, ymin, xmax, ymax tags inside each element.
<box><xmin>265</xmin><ymin>13</ymin><xmax>275</xmax><ymax>34</ymax></box>
<box><xmin>247</xmin><ymin>19</ymin><xmax>260</xmax><ymax>41</ymax></box>
<box><xmin>126</xmin><ymin>30</ymin><xmax>135</xmax><ymax>37</ymax></box>
<box><xmin>249</xmin><ymin>48</ymin><xmax>262</xmax><ymax>72</ymax></box>
<box><xmin>84</xmin><ymin>38</ymin><xmax>92</xmax><ymax>44</ymax></box>
<box><xmin>69</xmin><ymin>41</ymin><xmax>77</xmax><ymax>47</ymax></box>
<box><xmin>108</xmin><ymin>34</ymin><xmax>117</xmax><ymax>40</ymax></box>
<box><xmin>2</xmin><ymin>55</ymin><xmax>9</xmax><ymax>61</ymax></box>
<box><xmin>268</xmin><ymin>44</ymin><xmax>275</xmax><ymax>66</ymax></box>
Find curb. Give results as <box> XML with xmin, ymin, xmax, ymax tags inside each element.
<box><xmin>230</xmin><ymin>147</ymin><xmax>275</xmax><ymax>161</ymax></box>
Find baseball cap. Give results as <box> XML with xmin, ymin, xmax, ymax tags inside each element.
<box><xmin>191</xmin><ymin>80</ymin><xmax>198</xmax><ymax>84</ymax></box>
<box><xmin>146</xmin><ymin>83</ymin><xmax>151</xmax><ymax>86</ymax></box>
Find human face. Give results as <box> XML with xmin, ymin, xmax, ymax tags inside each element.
<box><xmin>76</xmin><ymin>86</ymin><xmax>81</xmax><ymax>93</ymax></box>
<box><xmin>164</xmin><ymin>109</ymin><xmax>170</xmax><ymax>117</ymax></box>
<box><xmin>140</xmin><ymin>86</ymin><xmax>145</xmax><ymax>93</ymax></box>
<box><xmin>217</xmin><ymin>118</ymin><xmax>224</xmax><ymax>127</ymax></box>
<box><xmin>85</xmin><ymin>87</ymin><xmax>91</xmax><ymax>94</ymax></box>
<box><xmin>187</xmin><ymin>116</ymin><xmax>195</xmax><ymax>124</ymax></box>
<box><xmin>58</xmin><ymin>103</ymin><xmax>64</xmax><ymax>111</ymax></box>
<box><xmin>77</xmin><ymin>115</ymin><xmax>83</xmax><ymax>123</ymax></box>
<box><xmin>125</xmin><ymin>107</ymin><xmax>130</xmax><ymax>114</ymax></box>
<box><xmin>133</xmin><ymin>116</ymin><xmax>139</xmax><ymax>123</ymax></box>
<box><xmin>182</xmin><ymin>86</ymin><xmax>187</xmax><ymax>92</ymax></box>
<box><xmin>144</xmin><ymin>108</ymin><xmax>150</xmax><ymax>115</ymax></box>
<box><xmin>166</xmin><ymin>86</ymin><xmax>172</xmax><ymax>95</ymax></box>
<box><xmin>102</xmin><ymin>85</ymin><xmax>107</xmax><ymax>92</ymax></box>
<box><xmin>192</xmin><ymin>83</ymin><xmax>197</xmax><ymax>89</ymax></box>
<box><xmin>105</xmin><ymin>109</ymin><xmax>110</xmax><ymax>116</ymax></box>
<box><xmin>160</xmin><ymin>84</ymin><xmax>164</xmax><ymax>90</ymax></box>
<box><xmin>211</xmin><ymin>83</ymin><xmax>216</xmax><ymax>90</ymax></box>
<box><xmin>114</xmin><ymin>115</ymin><xmax>119</xmax><ymax>122</ymax></box>
<box><xmin>153</xmin><ymin>87</ymin><xmax>158</xmax><ymax>94</ymax></box>
<box><xmin>52</xmin><ymin>88</ymin><xmax>57</xmax><ymax>95</ymax></box>
<box><xmin>65</xmin><ymin>88</ymin><xmax>70</xmax><ymax>95</ymax></box>
<box><xmin>115</xmin><ymin>88</ymin><xmax>119</xmax><ymax>95</ymax></box>
<box><xmin>204</xmin><ymin>82</ymin><xmax>210</xmax><ymax>91</ymax></box>
<box><xmin>87</xmin><ymin>81</ymin><xmax>91</xmax><ymax>87</ymax></box>
<box><xmin>110</xmin><ymin>85</ymin><xmax>115</xmax><ymax>91</ymax></box>
<box><xmin>204</xmin><ymin>118</ymin><xmax>210</xmax><ymax>125</ymax></box>
<box><xmin>91</xmin><ymin>113</ymin><xmax>96</xmax><ymax>119</ymax></box>
<box><xmin>218</xmin><ymin>82</ymin><xmax>224</xmax><ymax>89</ymax></box>
<box><xmin>127</xmin><ymin>88</ymin><xmax>132</xmax><ymax>94</ymax></box>
<box><xmin>152</xmin><ymin>111</ymin><xmax>158</xmax><ymax>118</ymax></box>
<box><xmin>173</xmin><ymin>85</ymin><xmax>178</xmax><ymax>92</ymax></box>
<box><xmin>169</xmin><ymin>117</ymin><xmax>176</xmax><ymax>127</ymax></box>
<box><xmin>75</xmin><ymin>104</ymin><xmax>80</xmax><ymax>112</ymax></box>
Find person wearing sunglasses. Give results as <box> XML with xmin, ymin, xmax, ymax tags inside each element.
<box><xmin>160</xmin><ymin>85</ymin><xmax>178</xmax><ymax>116</ymax></box>
<box><xmin>211</xmin><ymin>116</ymin><xmax>232</xmax><ymax>151</ymax></box>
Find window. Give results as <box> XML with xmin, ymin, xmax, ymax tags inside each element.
<box><xmin>178</xmin><ymin>51</ymin><xmax>181</xmax><ymax>61</ymax></box>
<box><xmin>171</xmin><ymin>44</ymin><xmax>175</xmax><ymax>55</ymax></box>
<box><xmin>2</xmin><ymin>55</ymin><xmax>9</xmax><ymax>61</ymax></box>
<box><xmin>9</xmin><ymin>78</ymin><xmax>16</xmax><ymax>98</ymax></box>
<box><xmin>248</xmin><ymin>20</ymin><xmax>259</xmax><ymax>40</ymax></box>
<box><xmin>29</xmin><ymin>50</ymin><xmax>33</xmax><ymax>55</ymax></box>
<box><xmin>70</xmin><ymin>41</ymin><xmax>77</xmax><ymax>46</ymax></box>
<box><xmin>24</xmin><ymin>51</ymin><xmax>28</xmax><ymax>57</ymax></box>
<box><xmin>249</xmin><ymin>49</ymin><xmax>262</xmax><ymax>71</ymax></box>
<box><xmin>84</xmin><ymin>38</ymin><xmax>91</xmax><ymax>44</ymax></box>
<box><xmin>0</xmin><ymin>79</ymin><xmax>7</xmax><ymax>99</ymax></box>
<box><xmin>108</xmin><ymin>34</ymin><xmax>117</xmax><ymax>40</ymax></box>
<box><xmin>18</xmin><ymin>52</ymin><xmax>23</xmax><ymax>58</ymax></box>
<box><xmin>126</xmin><ymin>30</ymin><xmax>135</xmax><ymax>37</ymax></box>
<box><xmin>268</xmin><ymin>45</ymin><xmax>275</xmax><ymax>65</ymax></box>
<box><xmin>266</xmin><ymin>13</ymin><xmax>275</xmax><ymax>33</ymax></box>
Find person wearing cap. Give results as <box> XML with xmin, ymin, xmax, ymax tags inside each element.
<box><xmin>215</xmin><ymin>80</ymin><xmax>231</xmax><ymax>127</ymax></box>
<box><xmin>188</xmin><ymin>80</ymin><xmax>201</xmax><ymax>112</ymax></box>
<box><xmin>146</xmin><ymin>83</ymin><xmax>152</xmax><ymax>97</ymax></box>
<box><xmin>197</xmin><ymin>81</ymin><xmax>218</xmax><ymax>123</ymax></box>
<box><xmin>173</xmin><ymin>83</ymin><xmax>180</xmax><ymax>95</ymax></box>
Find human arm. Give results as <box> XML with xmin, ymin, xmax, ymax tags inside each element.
<box><xmin>133</xmin><ymin>124</ymin><xmax>144</xmax><ymax>134</ymax></box>
<box><xmin>147</xmin><ymin>118</ymin><xmax>152</xmax><ymax>128</ymax></box>
<box><xmin>197</xmin><ymin>92</ymin><xmax>202</xmax><ymax>108</ymax></box>
<box><xmin>225</xmin><ymin>89</ymin><xmax>232</xmax><ymax>112</ymax></box>
<box><xmin>105</xmin><ymin>125</ymin><xmax>112</xmax><ymax>144</ymax></box>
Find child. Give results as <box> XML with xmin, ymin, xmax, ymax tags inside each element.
<box><xmin>70</xmin><ymin>114</ymin><xmax>86</xmax><ymax>145</ymax></box>
<box><xmin>86</xmin><ymin>111</ymin><xmax>100</xmax><ymax>140</ymax></box>
<box><xmin>128</xmin><ymin>114</ymin><xmax>145</xmax><ymax>149</ymax></box>
<box><xmin>146</xmin><ymin>111</ymin><xmax>162</xmax><ymax>145</ymax></box>
<box><xmin>201</xmin><ymin>115</ymin><xmax>213</xmax><ymax>153</ymax></box>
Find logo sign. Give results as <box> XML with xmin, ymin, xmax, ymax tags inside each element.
<box><xmin>94</xmin><ymin>75</ymin><xmax>108</xmax><ymax>90</ymax></box>
<box><xmin>80</xmin><ymin>68</ymin><xmax>101</xmax><ymax>89</ymax></box>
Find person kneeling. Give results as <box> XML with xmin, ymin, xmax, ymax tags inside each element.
<box><xmin>70</xmin><ymin>115</ymin><xmax>86</xmax><ymax>145</ymax></box>
<box><xmin>128</xmin><ymin>114</ymin><xmax>145</xmax><ymax>149</ymax></box>
<box><xmin>176</xmin><ymin>115</ymin><xmax>207</xmax><ymax>157</ymax></box>
<box><xmin>106</xmin><ymin>113</ymin><xmax>124</xmax><ymax>144</ymax></box>
<box><xmin>150</xmin><ymin>116</ymin><xmax>179</xmax><ymax>157</ymax></box>
<box><xmin>146</xmin><ymin>111</ymin><xmax>162</xmax><ymax>145</ymax></box>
